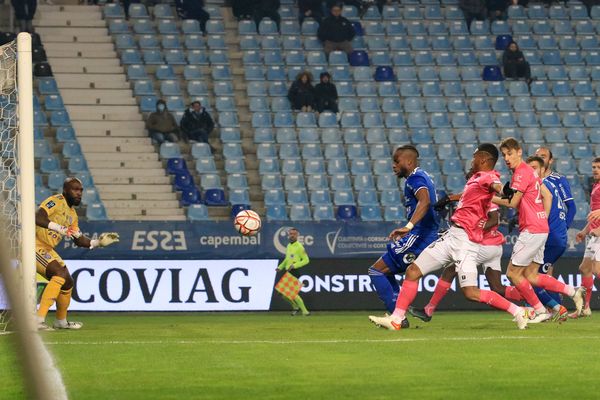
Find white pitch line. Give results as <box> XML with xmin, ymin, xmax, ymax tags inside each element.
<box><xmin>42</xmin><ymin>335</ymin><xmax>600</xmax><ymax>346</ymax></box>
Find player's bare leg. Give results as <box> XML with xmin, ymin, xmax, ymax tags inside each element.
<box><xmin>460</xmin><ymin>286</ymin><xmax>528</xmax><ymax>330</ymax></box>
<box><xmin>409</xmin><ymin>266</ymin><xmax>456</xmax><ymax>322</ymax></box>
<box><xmin>572</xmin><ymin>258</ymin><xmax>595</xmax><ymax>318</ymax></box>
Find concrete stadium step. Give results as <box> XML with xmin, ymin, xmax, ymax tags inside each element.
<box><xmin>35</xmin><ymin>18</ymin><xmax>106</xmax><ymax>28</ymax></box>
<box><xmin>52</xmin><ymin>64</ymin><xmax>123</xmax><ymax>74</ymax></box>
<box><xmin>112</xmin><ymin>215</ymin><xmax>187</xmax><ymax>221</ymax></box>
<box><xmin>73</xmin><ymin>120</ymin><xmax>146</xmax><ymax>133</ymax></box>
<box><xmin>80</xmin><ymin>143</ymin><xmax>155</xmax><ymax>153</ymax></box>
<box><xmin>94</xmin><ymin>175</ymin><xmax>171</xmax><ymax>185</ymax></box>
<box><xmin>87</xmin><ymin>160</ymin><xmax>162</xmax><ymax>169</ymax></box>
<box><xmin>75</xmin><ymin>128</ymin><xmax>147</xmax><ymax>137</ymax></box>
<box><xmin>85</xmin><ymin>152</ymin><xmax>159</xmax><ymax>162</ymax></box>
<box><xmin>67</xmin><ymin>105</ymin><xmax>142</xmax><ymax>121</ymax></box>
<box><xmin>59</xmin><ymin>89</ymin><xmax>136</xmax><ymax>106</ymax></box>
<box><xmin>45</xmin><ymin>49</ymin><xmax>116</xmax><ymax>58</ymax></box>
<box><xmin>109</xmin><ymin>207</ymin><xmax>184</xmax><ymax>217</ymax></box>
<box><xmin>78</xmin><ymin>137</ymin><xmax>151</xmax><ymax>147</ymax></box>
<box><xmin>54</xmin><ymin>74</ymin><xmax>129</xmax><ymax>90</ymax></box>
<box><xmin>37</xmin><ymin>4</ymin><xmax>103</xmax><ymax>13</ymax></box>
<box><xmin>44</xmin><ymin>42</ymin><xmax>114</xmax><ymax>53</ymax></box>
<box><xmin>36</xmin><ymin>27</ymin><xmax>110</xmax><ymax>40</ymax></box>
<box><xmin>92</xmin><ymin>168</ymin><xmax>166</xmax><ymax>177</ymax></box>
<box><xmin>101</xmin><ymin>192</ymin><xmax>176</xmax><ymax>201</ymax></box>
<box><xmin>99</xmin><ymin>184</ymin><xmax>173</xmax><ymax>194</ymax></box>
<box><xmin>48</xmin><ymin>57</ymin><xmax>119</xmax><ymax>68</ymax></box>
<box><xmin>103</xmin><ymin>200</ymin><xmax>181</xmax><ymax>209</ymax></box>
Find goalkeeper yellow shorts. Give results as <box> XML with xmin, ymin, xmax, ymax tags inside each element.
<box><xmin>35</xmin><ymin>246</ymin><xmax>66</xmax><ymax>277</ymax></box>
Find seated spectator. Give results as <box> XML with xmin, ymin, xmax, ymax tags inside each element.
<box><xmin>299</xmin><ymin>0</ymin><xmax>324</xmax><ymax>24</ymax></box>
<box><xmin>146</xmin><ymin>100</ymin><xmax>180</xmax><ymax>145</ymax></box>
<box><xmin>254</xmin><ymin>0</ymin><xmax>281</xmax><ymax>32</ymax></box>
<box><xmin>232</xmin><ymin>0</ymin><xmax>256</xmax><ymax>20</ymax></box>
<box><xmin>314</xmin><ymin>72</ymin><xmax>339</xmax><ymax>114</ymax></box>
<box><xmin>288</xmin><ymin>71</ymin><xmax>316</xmax><ymax>112</ymax></box>
<box><xmin>487</xmin><ymin>0</ymin><xmax>509</xmax><ymax>21</ymax></box>
<box><xmin>180</xmin><ymin>101</ymin><xmax>215</xmax><ymax>144</ymax></box>
<box><xmin>175</xmin><ymin>0</ymin><xmax>210</xmax><ymax>33</ymax></box>
<box><xmin>459</xmin><ymin>0</ymin><xmax>486</xmax><ymax>32</ymax></box>
<box><xmin>502</xmin><ymin>41</ymin><xmax>531</xmax><ymax>82</ymax></box>
<box><xmin>582</xmin><ymin>0</ymin><xmax>600</xmax><ymax>16</ymax></box>
<box><xmin>317</xmin><ymin>3</ymin><xmax>355</xmax><ymax>56</ymax></box>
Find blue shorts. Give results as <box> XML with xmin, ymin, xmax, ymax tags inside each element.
<box><xmin>539</xmin><ymin>241</ymin><xmax>567</xmax><ymax>274</ymax></box>
<box><xmin>381</xmin><ymin>233</ymin><xmax>438</xmax><ymax>274</ymax></box>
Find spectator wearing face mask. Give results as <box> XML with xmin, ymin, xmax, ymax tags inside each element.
<box><xmin>145</xmin><ymin>99</ymin><xmax>180</xmax><ymax>145</ymax></box>
<box><xmin>180</xmin><ymin>101</ymin><xmax>215</xmax><ymax>144</ymax></box>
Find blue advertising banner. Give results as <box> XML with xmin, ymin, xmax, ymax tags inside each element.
<box><xmin>58</xmin><ymin>220</ymin><xmax>591</xmax><ymax>260</ymax></box>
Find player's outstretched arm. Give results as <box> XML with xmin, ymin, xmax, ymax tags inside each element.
<box><xmin>389</xmin><ymin>188</ymin><xmax>430</xmax><ymax>241</ymax></box>
<box><xmin>588</xmin><ymin>209</ymin><xmax>600</xmax><ymax>222</ymax></box>
<box><xmin>540</xmin><ymin>183</ymin><xmax>553</xmax><ymax>218</ymax></box>
<box><xmin>35</xmin><ymin>208</ymin><xmax>78</xmax><ymax>237</ymax></box>
<box><xmin>73</xmin><ymin>232</ymin><xmax>119</xmax><ymax>249</ymax></box>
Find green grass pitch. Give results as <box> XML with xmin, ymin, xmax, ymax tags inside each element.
<box><xmin>1</xmin><ymin>311</ymin><xmax>599</xmax><ymax>399</ymax></box>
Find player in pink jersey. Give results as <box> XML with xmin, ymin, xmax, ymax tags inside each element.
<box><xmin>571</xmin><ymin>157</ymin><xmax>600</xmax><ymax>318</ymax></box>
<box><xmin>369</xmin><ymin>144</ymin><xmax>529</xmax><ymax>330</ymax></box>
<box><xmin>408</xmin><ymin>204</ymin><xmax>512</xmax><ymax>322</ymax></box>
<box><xmin>494</xmin><ymin>138</ymin><xmax>585</xmax><ymax>322</ymax></box>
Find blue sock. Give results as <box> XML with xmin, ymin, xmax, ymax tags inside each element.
<box><xmin>534</xmin><ymin>287</ymin><xmax>559</xmax><ymax>309</ymax></box>
<box><xmin>369</xmin><ymin>267</ymin><xmax>396</xmax><ymax>313</ymax></box>
<box><xmin>387</xmin><ymin>274</ymin><xmax>400</xmax><ymax>302</ymax></box>
<box><xmin>547</xmin><ymin>291</ymin><xmax>562</xmax><ymax>305</ymax></box>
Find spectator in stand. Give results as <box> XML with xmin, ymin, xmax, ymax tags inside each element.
<box><xmin>582</xmin><ymin>0</ymin><xmax>600</xmax><ymax>17</ymax></box>
<box><xmin>299</xmin><ymin>0</ymin><xmax>324</xmax><ymax>24</ymax></box>
<box><xmin>487</xmin><ymin>0</ymin><xmax>510</xmax><ymax>20</ymax></box>
<box><xmin>253</xmin><ymin>0</ymin><xmax>281</xmax><ymax>32</ymax></box>
<box><xmin>288</xmin><ymin>71</ymin><xmax>316</xmax><ymax>112</ymax></box>
<box><xmin>231</xmin><ymin>0</ymin><xmax>256</xmax><ymax>20</ymax></box>
<box><xmin>502</xmin><ymin>41</ymin><xmax>531</xmax><ymax>83</ymax></box>
<box><xmin>11</xmin><ymin>0</ymin><xmax>37</xmax><ymax>33</ymax></box>
<box><xmin>459</xmin><ymin>0</ymin><xmax>487</xmax><ymax>32</ymax></box>
<box><xmin>180</xmin><ymin>101</ymin><xmax>215</xmax><ymax>144</ymax></box>
<box><xmin>146</xmin><ymin>100</ymin><xmax>180</xmax><ymax>145</ymax></box>
<box><xmin>317</xmin><ymin>3</ymin><xmax>355</xmax><ymax>56</ymax></box>
<box><xmin>314</xmin><ymin>72</ymin><xmax>339</xmax><ymax>114</ymax></box>
<box><xmin>175</xmin><ymin>0</ymin><xmax>210</xmax><ymax>33</ymax></box>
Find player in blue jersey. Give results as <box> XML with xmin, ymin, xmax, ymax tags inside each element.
<box><xmin>535</xmin><ymin>147</ymin><xmax>576</xmax><ymax>229</ymax></box>
<box><xmin>368</xmin><ymin>145</ymin><xmax>440</xmax><ymax>313</ymax></box>
<box><xmin>526</xmin><ymin>156</ymin><xmax>569</xmax><ymax>321</ymax></box>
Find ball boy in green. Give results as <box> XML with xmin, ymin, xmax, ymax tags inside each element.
<box><xmin>277</xmin><ymin>228</ymin><xmax>310</xmax><ymax>315</ymax></box>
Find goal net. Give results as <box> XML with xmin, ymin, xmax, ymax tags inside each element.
<box><xmin>0</xmin><ymin>34</ymin><xmax>68</xmax><ymax>400</ymax></box>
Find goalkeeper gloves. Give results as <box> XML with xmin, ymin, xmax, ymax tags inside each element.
<box><xmin>501</xmin><ymin>182</ymin><xmax>516</xmax><ymax>202</ymax></box>
<box><xmin>48</xmin><ymin>222</ymin><xmax>81</xmax><ymax>238</ymax></box>
<box><xmin>90</xmin><ymin>232</ymin><xmax>120</xmax><ymax>249</ymax></box>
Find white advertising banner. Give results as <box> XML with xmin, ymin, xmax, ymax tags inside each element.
<box><xmin>66</xmin><ymin>259</ymin><xmax>279</xmax><ymax>311</ymax></box>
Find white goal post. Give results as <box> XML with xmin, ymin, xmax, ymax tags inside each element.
<box><xmin>0</xmin><ymin>32</ymin><xmax>68</xmax><ymax>400</ymax></box>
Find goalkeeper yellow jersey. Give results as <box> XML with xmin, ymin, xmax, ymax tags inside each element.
<box><xmin>36</xmin><ymin>194</ymin><xmax>79</xmax><ymax>250</ymax></box>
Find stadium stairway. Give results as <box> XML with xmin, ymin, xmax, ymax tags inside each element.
<box><xmin>222</xmin><ymin>8</ymin><xmax>266</xmax><ymax>216</ymax></box>
<box><xmin>34</xmin><ymin>4</ymin><xmax>186</xmax><ymax>221</ymax></box>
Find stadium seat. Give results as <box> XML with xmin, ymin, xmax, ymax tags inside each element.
<box><xmin>337</xmin><ymin>205</ymin><xmax>358</xmax><ymax>220</ymax></box>
<box><xmin>290</xmin><ymin>204</ymin><xmax>312</xmax><ymax>221</ymax></box>
<box><xmin>86</xmin><ymin>203</ymin><xmax>108</xmax><ymax>221</ymax></box>
<box><xmin>313</xmin><ymin>205</ymin><xmax>335</xmax><ymax>221</ymax></box>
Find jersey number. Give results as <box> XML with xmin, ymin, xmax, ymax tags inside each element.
<box><xmin>535</xmin><ymin>182</ymin><xmax>542</xmax><ymax>204</ymax></box>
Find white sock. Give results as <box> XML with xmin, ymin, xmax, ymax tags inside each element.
<box><xmin>552</xmin><ymin>304</ymin><xmax>561</xmax><ymax>312</ymax></box>
<box><xmin>55</xmin><ymin>318</ymin><xmax>66</xmax><ymax>325</ymax></box>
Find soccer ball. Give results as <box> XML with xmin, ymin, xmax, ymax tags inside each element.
<box><xmin>234</xmin><ymin>210</ymin><xmax>261</xmax><ymax>236</ymax></box>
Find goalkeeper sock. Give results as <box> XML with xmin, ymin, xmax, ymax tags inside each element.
<box><xmin>37</xmin><ymin>276</ymin><xmax>65</xmax><ymax>319</ymax></box>
<box><xmin>55</xmin><ymin>288</ymin><xmax>72</xmax><ymax>321</ymax></box>
<box><xmin>294</xmin><ymin>296</ymin><xmax>309</xmax><ymax>315</ymax></box>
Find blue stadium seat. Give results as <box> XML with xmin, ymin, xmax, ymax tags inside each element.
<box><xmin>62</xmin><ymin>141</ymin><xmax>82</xmax><ymax>158</ymax></box>
<box><xmin>266</xmin><ymin>204</ymin><xmax>288</xmax><ymax>221</ymax></box>
<box><xmin>259</xmin><ymin>158</ymin><xmax>279</xmax><ymax>175</ymax></box>
<box><xmin>470</xmin><ymin>97</ymin><xmax>491</xmax><ymax>112</ymax></box>
<box><xmin>336</xmin><ymin>205</ymin><xmax>357</xmax><ymax>220</ymax></box>
<box><xmin>86</xmin><ymin>203</ymin><xmax>108</xmax><ymax>221</ymax></box>
<box><xmin>474</xmin><ymin>112</ymin><xmax>495</xmax><ymax>128</ymax></box>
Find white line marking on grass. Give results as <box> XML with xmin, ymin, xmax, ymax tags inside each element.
<box><xmin>43</xmin><ymin>336</ymin><xmax>600</xmax><ymax>346</ymax></box>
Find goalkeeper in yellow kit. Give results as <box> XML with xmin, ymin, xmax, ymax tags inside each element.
<box><xmin>277</xmin><ymin>228</ymin><xmax>310</xmax><ymax>316</ymax></box>
<box><xmin>35</xmin><ymin>177</ymin><xmax>119</xmax><ymax>330</ymax></box>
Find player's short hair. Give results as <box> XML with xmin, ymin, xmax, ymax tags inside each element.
<box><xmin>476</xmin><ymin>143</ymin><xmax>499</xmax><ymax>161</ymax></box>
<box><xmin>288</xmin><ymin>227</ymin><xmax>298</xmax><ymax>232</ymax></box>
<box><xmin>395</xmin><ymin>144</ymin><xmax>419</xmax><ymax>158</ymax></box>
<box><xmin>593</xmin><ymin>157</ymin><xmax>600</xmax><ymax>164</ymax></box>
<box><xmin>536</xmin><ymin>146</ymin><xmax>553</xmax><ymax>160</ymax></box>
<box><xmin>499</xmin><ymin>137</ymin><xmax>521</xmax><ymax>151</ymax></box>
<box><xmin>63</xmin><ymin>177</ymin><xmax>82</xmax><ymax>190</ymax></box>
<box><xmin>526</xmin><ymin>156</ymin><xmax>545</xmax><ymax>168</ymax></box>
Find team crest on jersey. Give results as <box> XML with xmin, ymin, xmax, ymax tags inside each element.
<box><xmin>402</xmin><ymin>252</ymin><xmax>416</xmax><ymax>265</ymax></box>
<box><xmin>43</xmin><ymin>252</ymin><xmax>52</xmax><ymax>260</ymax></box>
<box><xmin>46</xmin><ymin>201</ymin><xmax>56</xmax><ymax>209</ymax></box>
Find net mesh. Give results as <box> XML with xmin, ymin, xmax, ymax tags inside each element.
<box><xmin>0</xmin><ymin>40</ymin><xmax>19</xmax><ymax>327</ymax></box>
